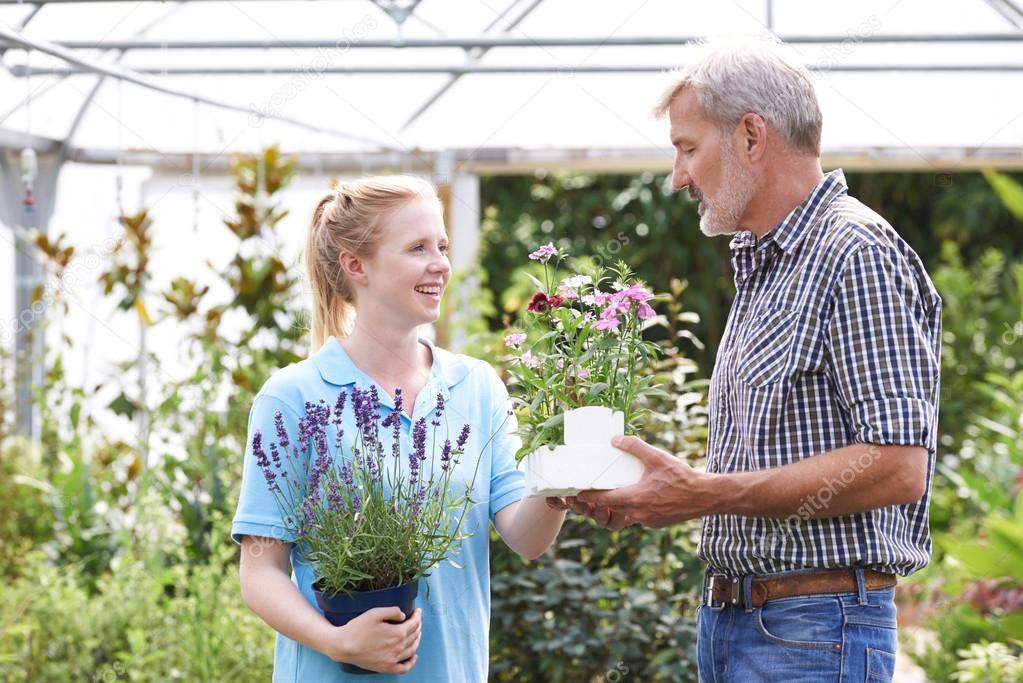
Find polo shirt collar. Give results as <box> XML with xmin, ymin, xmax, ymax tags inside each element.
<box><xmin>313</xmin><ymin>335</ymin><xmax>473</xmax><ymax>402</ymax></box>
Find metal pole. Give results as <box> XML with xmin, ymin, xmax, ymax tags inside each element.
<box><xmin>0</xmin><ymin>24</ymin><xmax>397</xmax><ymax>149</ymax></box>
<box><xmin>11</xmin><ymin>63</ymin><xmax>1023</xmax><ymax>76</ymax></box>
<box><xmin>4</xmin><ymin>33</ymin><xmax>1022</xmax><ymax>51</ymax></box>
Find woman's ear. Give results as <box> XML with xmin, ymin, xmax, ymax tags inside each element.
<box><xmin>338</xmin><ymin>250</ymin><xmax>368</xmax><ymax>286</ymax></box>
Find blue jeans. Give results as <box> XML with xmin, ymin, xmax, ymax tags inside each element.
<box><xmin>697</xmin><ymin>571</ymin><xmax>898</xmax><ymax>683</ymax></box>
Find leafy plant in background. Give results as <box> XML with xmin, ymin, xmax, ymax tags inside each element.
<box><xmin>0</xmin><ymin>512</ymin><xmax>274</xmax><ymax>682</ymax></box>
<box><xmin>904</xmin><ymin>167</ymin><xmax>1023</xmax><ymax>682</ymax></box>
<box><xmin>149</xmin><ymin>144</ymin><xmax>303</xmax><ymax>562</ymax></box>
<box><xmin>479</xmin><ymin>170</ymin><xmax>1023</xmax><ymax>375</ymax></box>
<box><xmin>952</xmin><ymin>641</ymin><xmax>1023</xmax><ymax>682</ymax></box>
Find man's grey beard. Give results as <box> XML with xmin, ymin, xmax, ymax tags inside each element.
<box><xmin>699</xmin><ymin>141</ymin><xmax>757</xmax><ymax>237</ymax></box>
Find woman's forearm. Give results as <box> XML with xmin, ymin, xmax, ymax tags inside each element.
<box><xmin>495</xmin><ymin>496</ymin><xmax>566</xmax><ymax>560</ymax></box>
<box><xmin>240</xmin><ymin>562</ymin><xmax>340</xmax><ymax>660</ymax></box>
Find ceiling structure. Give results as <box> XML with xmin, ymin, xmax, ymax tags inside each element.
<box><xmin>0</xmin><ymin>0</ymin><xmax>1020</xmax><ymax>172</ymax></box>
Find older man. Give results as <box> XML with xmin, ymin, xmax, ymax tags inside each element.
<box><xmin>555</xmin><ymin>38</ymin><xmax>941</xmax><ymax>682</ymax></box>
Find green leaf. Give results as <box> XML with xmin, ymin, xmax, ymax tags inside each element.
<box><xmin>525</xmin><ymin>272</ymin><xmax>547</xmax><ymax>293</ymax></box>
<box><xmin>1000</xmin><ymin>610</ymin><xmax>1023</xmax><ymax>639</ymax></box>
<box><xmin>983</xmin><ymin>169</ymin><xmax>1023</xmax><ymax>220</ymax></box>
<box><xmin>540</xmin><ymin>413</ymin><xmax>565</xmax><ymax>430</ymax></box>
<box><xmin>108</xmin><ymin>392</ymin><xmax>138</xmax><ymax>419</ymax></box>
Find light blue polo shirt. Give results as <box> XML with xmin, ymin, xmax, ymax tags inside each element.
<box><xmin>232</xmin><ymin>336</ymin><xmax>525</xmax><ymax>682</ymax></box>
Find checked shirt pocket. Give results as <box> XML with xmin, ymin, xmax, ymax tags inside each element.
<box><xmin>736</xmin><ymin>308</ymin><xmax>798</xmax><ymax>387</ymax></box>
<box><xmin>754</xmin><ymin>596</ymin><xmax>845</xmax><ymax>650</ymax></box>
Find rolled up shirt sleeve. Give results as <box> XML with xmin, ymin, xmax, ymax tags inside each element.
<box><xmin>825</xmin><ymin>244</ymin><xmax>941</xmax><ymax>449</ymax></box>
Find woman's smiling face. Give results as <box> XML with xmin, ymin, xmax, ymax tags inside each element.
<box><xmin>358</xmin><ymin>197</ymin><xmax>452</xmax><ymax>328</ymax></box>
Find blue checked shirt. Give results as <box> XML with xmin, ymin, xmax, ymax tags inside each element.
<box><xmin>700</xmin><ymin>169</ymin><xmax>941</xmax><ymax>577</ymax></box>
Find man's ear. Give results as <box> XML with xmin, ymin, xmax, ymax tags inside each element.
<box><xmin>338</xmin><ymin>250</ymin><xmax>368</xmax><ymax>286</ymax></box>
<box><xmin>740</xmin><ymin>112</ymin><xmax>768</xmax><ymax>162</ymax></box>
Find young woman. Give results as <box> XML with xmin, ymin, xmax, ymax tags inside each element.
<box><xmin>232</xmin><ymin>175</ymin><xmax>566</xmax><ymax>681</ymax></box>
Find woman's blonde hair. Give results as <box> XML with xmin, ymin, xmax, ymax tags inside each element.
<box><xmin>305</xmin><ymin>175</ymin><xmax>439</xmax><ymax>351</ymax></box>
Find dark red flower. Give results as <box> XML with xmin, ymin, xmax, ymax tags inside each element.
<box><xmin>548</xmin><ymin>294</ymin><xmax>565</xmax><ymax>308</ymax></box>
<box><xmin>527</xmin><ymin>291</ymin><xmax>551</xmax><ymax>313</ymax></box>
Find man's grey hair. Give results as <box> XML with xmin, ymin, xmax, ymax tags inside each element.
<box><xmin>654</xmin><ymin>36</ymin><xmax>822</xmax><ymax>156</ymax></box>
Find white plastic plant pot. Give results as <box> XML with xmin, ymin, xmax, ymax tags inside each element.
<box><xmin>523</xmin><ymin>406</ymin><xmax>644</xmax><ymax>497</ymax></box>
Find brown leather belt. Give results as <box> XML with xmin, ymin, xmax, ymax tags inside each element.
<box><xmin>706</xmin><ymin>569</ymin><xmax>897</xmax><ymax>609</ymax></box>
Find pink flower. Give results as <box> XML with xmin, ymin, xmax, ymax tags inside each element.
<box><xmin>593</xmin><ymin>317</ymin><xmax>620</xmax><ymax>331</ymax></box>
<box><xmin>637</xmin><ymin>302</ymin><xmax>656</xmax><ymax>320</ymax></box>
<box><xmin>528</xmin><ymin>243</ymin><xmax>557</xmax><ymax>262</ymax></box>
<box><xmin>521</xmin><ymin>351</ymin><xmax>540</xmax><ymax>368</ymax></box>
<box><xmin>601</xmin><ymin>295</ymin><xmax>629</xmax><ymax>319</ymax></box>
<box><xmin>527</xmin><ymin>291</ymin><xmax>552</xmax><ymax>313</ymax></box>
<box><xmin>577</xmin><ymin>367</ymin><xmax>590</xmax><ymax>379</ymax></box>
<box><xmin>620</xmin><ymin>283</ymin><xmax>654</xmax><ymax>302</ymax></box>
<box><xmin>557</xmin><ymin>285</ymin><xmax>579</xmax><ymax>300</ymax></box>
<box><xmin>504</xmin><ymin>332</ymin><xmax>526</xmax><ymax>348</ymax></box>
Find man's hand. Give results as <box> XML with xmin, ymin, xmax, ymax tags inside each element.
<box><xmin>576</xmin><ymin>435</ymin><xmax>714</xmax><ymax>529</ymax></box>
<box><xmin>545</xmin><ymin>495</ymin><xmax>633</xmax><ymax>530</ymax></box>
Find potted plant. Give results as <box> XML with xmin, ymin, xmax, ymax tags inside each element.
<box><xmin>251</xmin><ymin>386</ymin><xmax>485</xmax><ymax>674</ymax></box>
<box><xmin>506</xmin><ymin>242</ymin><xmax>666</xmax><ymax>496</ymax></box>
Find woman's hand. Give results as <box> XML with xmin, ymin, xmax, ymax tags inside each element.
<box><xmin>322</xmin><ymin>607</ymin><xmax>423</xmax><ymax>674</ymax></box>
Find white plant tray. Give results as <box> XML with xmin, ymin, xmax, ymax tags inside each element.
<box><xmin>522</xmin><ymin>406</ymin><xmax>643</xmax><ymax>497</ymax></box>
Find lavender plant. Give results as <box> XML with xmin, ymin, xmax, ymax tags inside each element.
<box><xmin>506</xmin><ymin>243</ymin><xmax>668</xmax><ymax>460</ymax></box>
<box><xmin>252</xmin><ymin>386</ymin><xmax>492</xmax><ymax>596</ymax></box>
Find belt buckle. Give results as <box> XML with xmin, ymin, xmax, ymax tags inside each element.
<box><xmin>706</xmin><ymin>575</ymin><xmax>741</xmax><ymax>611</ymax></box>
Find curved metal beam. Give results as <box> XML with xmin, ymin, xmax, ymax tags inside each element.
<box><xmin>0</xmin><ymin>23</ymin><xmax>397</xmax><ymax>149</ymax></box>
<box><xmin>4</xmin><ymin>33</ymin><xmax>1022</xmax><ymax>50</ymax></box>
<box><xmin>12</xmin><ymin>63</ymin><xmax>1023</xmax><ymax>75</ymax></box>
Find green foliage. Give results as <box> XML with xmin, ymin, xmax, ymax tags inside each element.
<box><xmin>0</xmin><ymin>438</ymin><xmax>55</xmax><ymax>579</ymax></box>
<box><xmin>489</xmin><ymin>519</ymin><xmax>702</xmax><ymax>682</ymax></box>
<box><xmin>98</xmin><ymin>211</ymin><xmax>154</xmax><ymax>312</ymax></box>
<box><xmin>0</xmin><ymin>513</ymin><xmax>274</xmax><ymax>682</ymax></box>
<box><xmin>479</xmin><ymin>170</ymin><xmax>1023</xmax><ymax>373</ymax></box>
<box><xmin>953</xmin><ymin>641</ymin><xmax>1023</xmax><ymax>682</ymax></box>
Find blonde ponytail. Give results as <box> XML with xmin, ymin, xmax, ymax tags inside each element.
<box><xmin>304</xmin><ymin>175</ymin><xmax>439</xmax><ymax>353</ymax></box>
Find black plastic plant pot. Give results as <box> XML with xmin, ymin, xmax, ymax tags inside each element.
<box><xmin>313</xmin><ymin>579</ymin><xmax>421</xmax><ymax>675</ymax></box>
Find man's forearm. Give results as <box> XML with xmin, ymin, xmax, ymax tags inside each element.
<box><xmin>707</xmin><ymin>442</ymin><xmax>928</xmax><ymax>520</ymax></box>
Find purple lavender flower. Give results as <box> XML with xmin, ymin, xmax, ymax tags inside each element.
<box><xmin>340</xmin><ymin>462</ymin><xmax>354</xmax><ymax>488</ymax></box>
<box><xmin>440</xmin><ymin>439</ymin><xmax>453</xmax><ymax>471</ymax></box>
<box><xmin>274</xmin><ymin>410</ymin><xmax>290</xmax><ymax>449</ymax></box>
<box><xmin>352</xmin><ymin>493</ymin><xmax>362</xmax><ymax>514</ymax></box>
<box><xmin>327</xmin><ymin>481</ymin><xmax>344</xmax><ymax>510</ymax></box>
<box><xmin>409</xmin><ymin>417</ymin><xmax>427</xmax><ymax>487</ymax></box>
<box><xmin>269</xmin><ymin>443</ymin><xmax>282</xmax><ymax>470</ymax></box>
<box><xmin>333</xmin><ymin>390</ymin><xmax>347</xmax><ymax>425</ymax></box>
<box><xmin>431</xmin><ymin>393</ymin><xmax>445</xmax><ymax>427</ymax></box>
<box><xmin>252</xmin><ymin>430</ymin><xmax>279</xmax><ymax>491</ymax></box>
<box><xmin>302</xmin><ymin>497</ymin><xmax>315</xmax><ymax>526</ymax></box>
<box><xmin>456</xmin><ymin>424</ymin><xmax>471</xmax><ymax>450</ymax></box>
